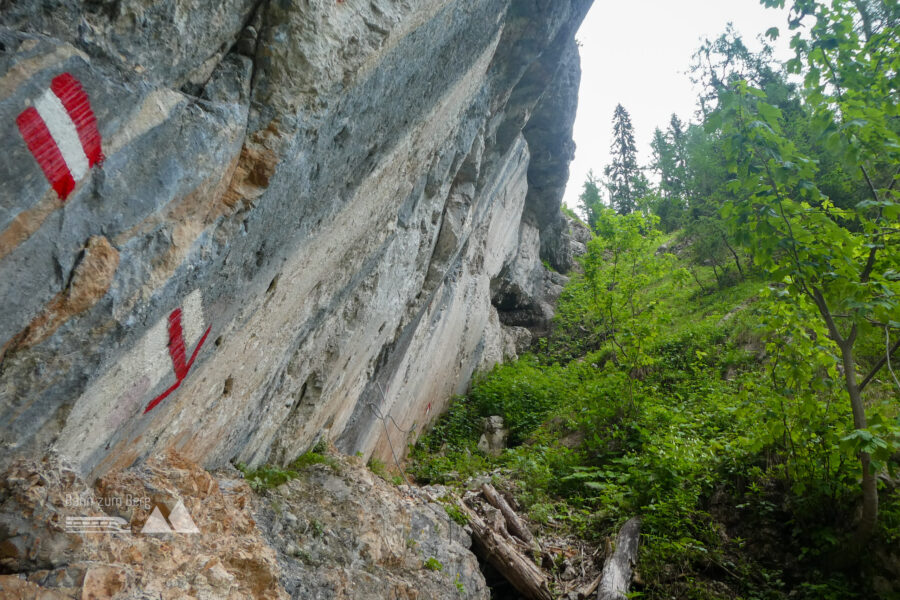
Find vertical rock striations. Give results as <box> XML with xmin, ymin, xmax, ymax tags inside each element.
<box><xmin>0</xmin><ymin>0</ymin><xmax>591</xmax><ymax>477</ymax></box>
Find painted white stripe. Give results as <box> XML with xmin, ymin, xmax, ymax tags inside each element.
<box><xmin>182</xmin><ymin>289</ymin><xmax>205</xmax><ymax>349</ymax></box>
<box><xmin>142</xmin><ymin>316</ymin><xmax>174</xmax><ymax>386</ymax></box>
<box><xmin>33</xmin><ymin>88</ymin><xmax>89</xmax><ymax>181</ymax></box>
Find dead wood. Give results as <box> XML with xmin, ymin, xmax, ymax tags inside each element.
<box><xmin>481</xmin><ymin>482</ymin><xmax>535</xmax><ymax>544</ymax></box>
<box><xmin>596</xmin><ymin>517</ymin><xmax>641</xmax><ymax>600</ymax></box>
<box><xmin>456</xmin><ymin>498</ymin><xmax>553</xmax><ymax>600</ymax></box>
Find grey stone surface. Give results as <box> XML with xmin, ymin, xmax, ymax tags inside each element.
<box><xmin>0</xmin><ymin>0</ymin><xmax>592</xmax><ymax>479</ymax></box>
<box><xmin>255</xmin><ymin>454</ymin><xmax>489</xmax><ymax>600</ymax></box>
<box><xmin>476</xmin><ymin>415</ymin><xmax>508</xmax><ymax>457</ymax></box>
<box><xmin>0</xmin><ymin>0</ymin><xmax>258</xmax><ymax>87</ymax></box>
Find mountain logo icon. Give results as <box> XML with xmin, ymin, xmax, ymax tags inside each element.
<box><xmin>140</xmin><ymin>499</ymin><xmax>200</xmax><ymax>534</ymax></box>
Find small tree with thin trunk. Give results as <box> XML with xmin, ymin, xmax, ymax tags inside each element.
<box><xmin>715</xmin><ymin>0</ymin><xmax>900</xmax><ymax>542</ymax></box>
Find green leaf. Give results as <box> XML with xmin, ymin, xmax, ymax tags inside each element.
<box><xmin>705</xmin><ymin>111</ymin><xmax>723</xmax><ymax>132</ymax></box>
<box><xmin>746</xmin><ymin>86</ymin><xmax>767</xmax><ymax>99</ymax></box>
<box><xmin>757</xmin><ymin>102</ymin><xmax>783</xmax><ymax>129</ymax></box>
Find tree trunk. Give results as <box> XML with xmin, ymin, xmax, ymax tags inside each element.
<box><xmin>721</xmin><ymin>234</ymin><xmax>744</xmax><ymax>280</ymax></box>
<box><xmin>597</xmin><ymin>517</ymin><xmax>641</xmax><ymax>600</ymax></box>
<box><xmin>840</xmin><ymin>342</ymin><xmax>878</xmax><ymax>542</ymax></box>
<box><xmin>575</xmin><ymin>573</ymin><xmax>603</xmax><ymax>599</ymax></box>
<box><xmin>481</xmin><ymin>483</ymin><xmax>534</xmax><ymax>544</ymax></box>
<box><xmin>689</xmin><ymin>266</ymin><xmax>708</xmax><ymax>294</ymax></box>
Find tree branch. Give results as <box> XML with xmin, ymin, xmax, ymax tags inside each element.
<box><xmin>858</xmin><ymin>165</ymin><xmax>885</xmax><ymax>285</ymax></box>
<box><xmin>851</xmin><ymin>0</ymin><xmax>874</xmax><ymax>41</ymax></box>
<box><xmin>812</xmin><ymin>287</ymin><xmax>846</xmax><ymax>346</ymax></box>
<box><xmin>859</xmin><ymin>337</ymin><xmax>900</xmax><ymax>392</ymax></box>
<box><xmin>886</xmin><ymin>164</ymin><xmax>900</xmax><ymax>193</ymax></box>
<box><xmin>860</xmin><ymin>164</ymin><xmax>881</xmax><ymax>204</ymax></box>
<box><xmin>760</xmin><ymin>162</ymin><xmax>814</xmax><ymax>299</ymax></box>
<box><xmin>860</xmin><ymin>245</ymin><xmax>878</xmax><ymax>284</ymax></box>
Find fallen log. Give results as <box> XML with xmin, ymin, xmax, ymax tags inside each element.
<box><xmin>481</xmin><ymin>482</ymin><xmax>535</xmax><ymax>544</ymax></box>
<box><xmin>575</xmin><ymin>572</ymin><xmax>602</xmax><ymax>599</ymax></box>
<box><xmin>456</xmin><ymin>499</ymin><xmax>553</xmax><ymax>600</ymax></box>
<box><xmin>597</xmin><ymin>517</ymin><xmax>641</xmax><ymax>600</ymax></box>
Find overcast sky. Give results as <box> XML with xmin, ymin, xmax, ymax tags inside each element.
<box><xmin>563</xmin><ymin>0</ymin><xmax>795</xmax><ymax>210</ymax></box>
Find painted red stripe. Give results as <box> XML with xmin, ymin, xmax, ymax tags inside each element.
<box><xmin>167</xmin><ymin>308</ymin><xmax>189</xmax><ymax>380</ymax></box>
<box><xmin>50</xmin><ymin>73</ymin><xmax>103</xmax><ymax>166</ymax></box>
<box><xmin>185</xmin><ymin>325</ymin><xmax>212</xmax><ymax>375</ymax></box>
<box><xmin>16</xmin><ymin>106</ymin><xmax>76</xmax><ymax>200</ymax></box>
<box><xmin>144</xmin><ymin>323</ymin><xmax>212</xmax><ymax>414</ymax></box>
<box><xmin>143</xmin><ymin>379</ymin><xmax>181</xmax><ymax>414</ymax></box>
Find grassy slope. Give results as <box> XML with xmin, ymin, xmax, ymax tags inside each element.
<box><xmin>409</xmin><ymin>234</ymin><xmax>900</xmax><ymax>600</ymax></box>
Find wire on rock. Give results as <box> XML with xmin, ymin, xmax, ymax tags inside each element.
<box><xmin>365</xmin><ymin>381</ymin><xmax>412</xmax><ymax>487</ymax></box>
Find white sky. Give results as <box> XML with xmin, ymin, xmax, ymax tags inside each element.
<box><xmin>563</xmin><ymin>0</ymin><xmax>795</xmax><ymax>210</ymax></box>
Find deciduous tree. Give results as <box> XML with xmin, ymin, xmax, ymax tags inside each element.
<box><xmin>715</xmin><ymin>0</ymin><xmax>900</xmax><ymax>541</ymax></box>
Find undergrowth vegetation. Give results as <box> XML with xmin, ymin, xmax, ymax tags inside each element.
<box><xmin>409</xmin><ymin>214</ymin><xmax>899</xmax><ymax>599</ymax></box>
<box><xmin>236</xmin><ymin>439</ymin><xmax>339</xmax><ymax>492</ymax></box>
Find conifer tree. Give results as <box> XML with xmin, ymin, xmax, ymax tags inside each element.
<box><xmin>651</xmin><ymin>114</ymin><xmax>689</xmax><ymax>203</ymax></box>
<box><xmin>650</xmin><ymin>128</ymin><xmax>677</xmax><ymax>197</ymax></box>
<box><xmin>667</xmin><ymin>114</ymin><xmax>688</xmax><ymax>199</ymax></box>
<box><xmin>603</xmin><ymin>104</ymin><xmax>641</xmax><ymax>214</ymax></box>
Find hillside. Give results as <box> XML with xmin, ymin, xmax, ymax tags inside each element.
<box><xmin>411</xmin><ymin>215</ymin><xmax>900</xmax><ymax>599</ymax></box>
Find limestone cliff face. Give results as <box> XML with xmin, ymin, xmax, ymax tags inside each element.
<box><xmin>0</xmin><ymin>0</ymin><xmax>591</xmax><ymax>477</ymax></box>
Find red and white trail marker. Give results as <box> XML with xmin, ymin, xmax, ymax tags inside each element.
<box><xmin>16</xmin><ymin>73</ymin><xmax>103</xmax><ymax>201</ymax></box>
<box><xmin>144</xmin><ymin>292</ymin><xmax>212</xmax><ymax>414</ymax></box>
<box><xmin>58</xmin><ymin>290</ymin><xmax>213</xmax><ymax>465</ymax></box>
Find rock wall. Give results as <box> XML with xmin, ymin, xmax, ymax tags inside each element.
<box><xmin>0</xmin><ymin>0</ymin><xmax>591</xmax><ymax>478</ymax></box>
<box><xmin>0</xmin><ymin>450</ymin><xmax>488</xmax><ymax>599</ymax></box>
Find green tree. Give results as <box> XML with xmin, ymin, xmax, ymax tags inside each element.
<box><xmin>651</xmin><ymin>115</ymin><xmax>689</xmax><ymax>202</ymax></box>
<box><xmin>690</xmin><ymin>23</ymin><xmax>781</xmax><ymax>117</ymax></box>
<box><xmin>582</xmin><ymin>209</ymin><xmax>685</xmax><ymax>404</ymax></box>
<box><xmin>578</xmin><ymin>170</ymin><xmax>604</xmax><ymax>229</ymax></box>
<box><xmin>630</xmin><ymin>170</ymin><xmax>652</xmax><ymax>214</ymax></box>
<box><xmin>604</xmin><ymin>104</ymin><xmax>642</xmax><ymax>214</ymax></box>
<box><xmin>661</xmin><ymin>123</ymin><xmax>746</xmax><ymax>279</ymax></box>
<box><xmin>667</xmin><ymin>114</ymin><xmax>689</xmax><ymax>198</ymax></box>
<box><xmin>650</xmin><ymin>127</ymin><xmax>676</xmax><ymax>195</ymax></box>
<box><xmin>649</xmin><ymin>116</ymin><xmax>691</xmax><ymax>231</ymax></box>
<box><xmin>684</xmin><ymin>216</ymin><xmax>743</xmax><ymax>287</ymax></box>
<box><xmin>715</xmin><ymin>0</ymin><xmax>900</xmax><ymax>541</ymax></box>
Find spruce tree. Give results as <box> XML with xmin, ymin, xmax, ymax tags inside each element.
<box><xmin>603</xmin><ymin>104</ymin><xmax>640</xmax><ymax>214</ymax></box>
<box><xmin>667</xmin><ymin>114</ymin><xmax>687</xmax><ymax>199</ymax></box>
<box><xmin>650</xmin><ymin>127</ymin><xmax>676</xmax><ymax>197</ymax></box>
